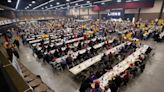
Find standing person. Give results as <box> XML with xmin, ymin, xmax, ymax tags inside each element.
<box><xmin>49</xmin><ymin>36</ymin><xmax>51</xmax><ymax>44</ymax></box>
<box><xmin>79</xmin><ymin>77</ymin><xmax>92</xmax><ymax>92</ymax></box>
<box><xmin>91</xmin><ymin>80</ymin><xmax>103</xmax><ymax>92</ymax></box>
<box><xmin>40</xmin><ymin>39</ymin><xmax>44</xmax><ymax>47</ymax></box>
<box><xmin>13</xmin><ymin>38</ymin><xmax>20</xmax><ymax>49</ymax></box>
<box><xmin>12</xmin><ymin>46</ymin><xmax>19</xmax><ymax>59</ymax></box>
<box><xmin>5</xmin><ymin>43</ymin><xmax>13</xmax><ymax>62</ymax></box>
<box><xmin>22</xmin><ymin>36</ymin><xmax>25</xmax><ymax>45</ymax></box>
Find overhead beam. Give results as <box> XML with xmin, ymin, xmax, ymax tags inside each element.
<box><xmin>15</xmin><ymin>0</ymin><xmax>20</xmax><ymax>9</ymax></box>
<box><xmin>33</xmin><ymin>0</ymin><xmax>54</xmax><ymax>10</ymax></box>
<box><xmin>0</xmin><ymin>4</ymin><xmax>16</xmax><ymax>11</ymax></box>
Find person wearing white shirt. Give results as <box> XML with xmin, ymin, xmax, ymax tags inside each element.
<box><xmin>105</xmin><ymin>89</ymin><xmax>111</xmax><ymax>92</ymax></box>
<box><xmin>67</xmin><ymin>49</ymin><xmax>75</xmax><ymax>59</ymax></box>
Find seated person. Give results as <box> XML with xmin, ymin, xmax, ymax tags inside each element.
<box><xmin>47</xmin><ymin>45</ymin><xmax>52</xmax><ymax>52</ymax></box>
<box><xmin>79</xmin><ymin>77</ymin><xmax>92</xmax><ymax>92</ymax></box>
<box><xmin>114</xmin><ymin>75</ymin><xmax>122</xmax><ymax>87</ymax></box>
<box><xmin>40</xmin><ymin>39</ymin><xmax>44</xmax><ymax>46</ymax></box>
<box><xmin>132</xmin><ymin>42</ymin><xmax>137</xmax><ymax>49</ymax></box>
<box><xmin>66</xmin><ymin>54</ymin><xmax>73</xmax><ymax>65</ymax></box>
<box><xmin>120</xmin><ymin>70</ymin><xmax>129</xmax><ymax>86</ymax></box>
<box><xmin>101</xmin><ymin>53</ymin><xmax>109</xmax><ymax>65</ymax></box>
<box><xmin>138</xmin><ymin>54</ymin><xmax>144</xmax><ymax>61</ymax></box>
<box><xmin>43</xmin><ymin>53</ymin><xmax>53</xmax><ymax>63</ymax></box>
<box><xmin>90</xmin><ymin>46</ymin><xmax>96</xmax><ymax>55</ymax></box>
<box><xmin>104</xmin><ymin>65</ymin><xmax>112</xmax><ymax>72</ymax></box>
<box><xmin>89</xmin><ymin>72</ymin><xmax>97</xmax><ymax>82</ymax></box>
<box><xmin>67</xmin><ymin>48</ymin><xmax>75</xmax><ymax>59</ymax></box>
<box><xmin>52</xmin><ymin>44</ymin><xmax>57</xmax><ymax>49</ymax></box>
<box><xmin>78</xmin><ymin>42</ymin><xmax>82</xmax><ymax>49</ymax></box>
<box><xmin>96</xmin><ymin>38</ymin><xmax>101</xmax><ymax>43</ymax></box>
<box><xmin>89</xmin><ymin>41</ymin><xmax>94</xmax><ymax>47</ymax></box>
<box><xmin>53</xmin><ymin>50</ymin><xmax>60</xmax><ymax>58</ymax></box>
<box><xmin>139</xmin><ymin>61</ymin><xmax>146</xmax><ymax>72</ymax></box>
<box><xmin>64</xmin><ymin>47</ymin><xmax>70</xmax><ymax>54</ymax></box>
<box><xmin>145</xmin><ymin>47</ymin><xmax>152</xmax><ymax>54</ymax></box>
<box><xmin>91</xmin><ymin>80</ymin><xmax>103</xmax><ymax>92</ymax></box>
<box><xmin>108</xmin><ymin>80</ymin><xmax>117</xmax><ymax>92</ymax></box>
<box><xmin>84</xmin><ymin>50</ymin><xmax>91</xmax><ymax>59</ymax></box>
<box><xmin>41</xmin><ymin>46</ymin><xmax>46</xmax><ymax>52</ymax></box>
<box><xmin>96</xmin><ymin>69</ymin><xmax>104</xmax><ymax>78</ymax></box>
<box><xmin>128</xmin><ymin>63</ymin><xmax>137</xmax><ymax>77</ymax></box>
<box><xmin>108</xmin><ymin>52</ymin><xmax>114</xmax><ymax>62</ymax></box>
<box><xmin>76</xmin><ymin>52</ymin><xmax>83</xmax><ymax>61</ymax></box>
<box><xmin>37</xmin><ymin>50</ymin><xmax>43</xmax><ymax>59</ymax></box>
<box><xmin>112</xmin><ymin>39</ymin><xmax>118</xmax><ymax>46</ymax></box>
<box><xmin>67</xmin><ymin>48</ymin><xmax>73</xmax><ymax>55</ymax></box>
<box><xmin>32</xmin><ymin>46</ymin><xmax>37</xmax><ymax>55</ymax></box>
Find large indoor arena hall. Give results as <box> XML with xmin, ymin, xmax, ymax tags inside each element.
<box><xmin>0</xmin><ymin>0</ymin><xmax>164</xmax><ymax>92</ymax></box>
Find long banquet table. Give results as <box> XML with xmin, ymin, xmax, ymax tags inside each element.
<box><xmin>51</xmin><ymin>38</ymin><xmax>112</xmax><ymax>64</ymax></box>
<box><xmin>97</xmin><ymin>45</ymin><xmax>149</xmax><ymax>89</ymax></box>
<box><xmin>69</xmin><ymin>42</ymin><xmax>130</xmax><ymax>75</ymax></box>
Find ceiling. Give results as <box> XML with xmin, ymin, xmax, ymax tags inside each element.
<box><xmin>0</xmin><ymin>0</ymin><xmax>154</xmax><ymax>10</ymax></box>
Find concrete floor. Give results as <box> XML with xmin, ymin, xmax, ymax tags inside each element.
<box><xmin>19</xmin><ymin>39</ymin><xmax>164</xmax><ymax>92</ymax></box>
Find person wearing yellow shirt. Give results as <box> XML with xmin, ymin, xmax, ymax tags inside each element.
<box><xmin>135</xmin><ymin>39</ymin><xmax>140</xmax><ymax>46</ymax></box>
<box><xmin>126</xmin><ymin>32</ymin><xmax>133</xmax><ymax>39</ymax></box>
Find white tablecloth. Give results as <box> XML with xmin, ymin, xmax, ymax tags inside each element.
<box><xmin>54</xmin><ymin>40</ymin><xmax>107</xmax><ymax>63</ymax></box>
<box><xmin>98</xmin><ymin>45</ymin><xmax>149</xmax><ymax>89</ymax></box>
<box><xmin>159</xmin><ymin>31</ymin><xmax>164</xmax><ymax>39</ymax></box>
<box><xmin>69</xmin><ymin>42</ymin><xmax>128</xmax><ymax>75</ymax></box>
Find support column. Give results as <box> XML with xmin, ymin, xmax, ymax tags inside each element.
<box><xmin>137</xmin><ymin>8</ymin><xmax>141</xmax><ymax>21</ymax></box>
<box><xmin>98</xmin><ymin>11</ymin><xmax>101</xmax><ymax>27</ymax></box>
<box><xmin>122</xmin><ymin>8</ymin><xmax>125</xmax><ymax>20</ymax></box>
<box><xmin>71</xmin><ymin>8</ymin><xmax>73</xmax><ymax>17</ymax></box>
<box><xmin>158</xmin><ymin>0</ymin><xmax>164</xmax><ymax>19</ymax></box>
<box><xmin>79</xmin><ymin>8</ymin><xmax>80</xmax><ymax>19</ymax></box>
<box><xmin>88</xmin><ymin>7</ymin><xmax>89</xmax><ymax>16</ymax></box>
<box><xmin>98</xmin><ymin>11</ymin><xmax>100</xmax><ymax>19</ymax></box>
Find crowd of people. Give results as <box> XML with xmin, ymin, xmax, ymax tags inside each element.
<box><xmin>1</xmin><ymin>17</ymin><xmax>163</xmax><ymax>92</ymax></box>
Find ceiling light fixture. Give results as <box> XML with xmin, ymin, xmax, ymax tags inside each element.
<box><xmin>32</xmin><ymin>1</ymin><xmax>35</xmax><ymax>4</ymax></box>
<box><xmin>75</xmin><ymin>3</ymin><xmax>78</xmax><ymax>6</ymax></box>
<box><xmin>29</xmin><ymin>4</ymin><xmax>32</xmax><ymax>6</ymax></box>
<box><xmin>101</xmin><ymin>2</ymin><xmax>105</xmax><ymax>5</ymax></box>
<box><xmin>87</xmin><ymin>1</ymin><xmax>90</xmax><ymax>3</ymax></box>
<box><xmin>66</xmin><ymin>0</ymin><xmax>70</xmax><ymax>2</ymax></box>
<box><xmin>56</xmin><ymin>2</ymin><xmax>60</xmax><ymax>5</ymax></box>
<box><xmin>8</xmin><ymin>0</ymin><xmax>12</xmax><ymax>3</ymax></box>
<box><xmin>50</xmin><ymin>5</ymin><xmax>53</xmax><ymax>7</ymax></box>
